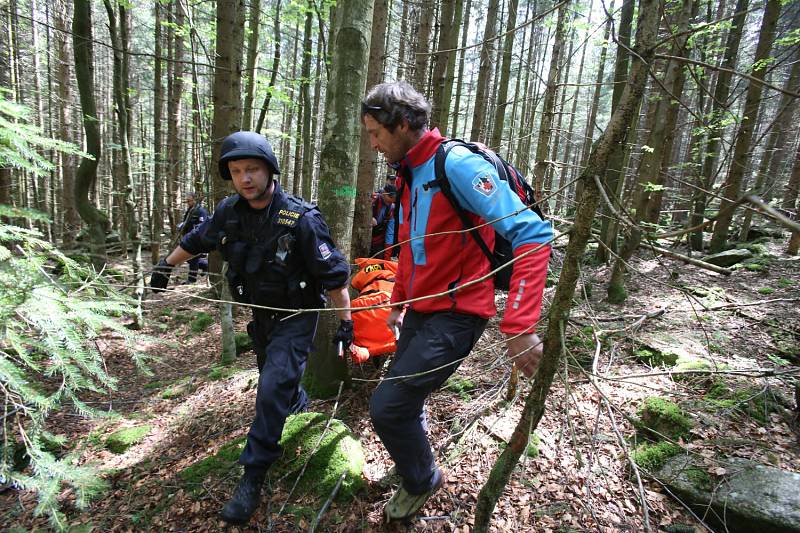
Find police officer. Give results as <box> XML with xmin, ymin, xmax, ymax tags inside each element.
<box><xmin>149</xmin><ymin>131</ymin><xmax>353</xmax><ymax>525</ymax></box>
<box><xmin>178</xmin><ymin>191</ymin><xmax>209</xmax><ymax>283</ymax></box>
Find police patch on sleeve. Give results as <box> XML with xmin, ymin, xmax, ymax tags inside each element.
<box><xmin>473</xmin><ymin>174</ymin><xmax>498</xmax><ymax>197</ymax></box>
<box><xmin>318</xmin><ymin>243</ymin><xmax>332</xmax><ymax>259</ymax></box>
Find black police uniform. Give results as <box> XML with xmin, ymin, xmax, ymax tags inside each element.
<box><xmin>180</xmin><ymin>203</ymin><xmax>209</xmax><ymax>282</ymax></box>
<box><xmin>180</xmin><ymin>180</ymin><xmax>349</xmax><ymax>470</ymax></box>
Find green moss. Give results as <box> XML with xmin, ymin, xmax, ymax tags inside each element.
<box><xmin>273</xmin><ymin>412</ymin><xmax>366</xmax><ymax>501</ymax></box>
<box><xmin>685</xmin><ymin>467</ymin><xmax>712</xmax><ymax>490</ymax></box>
<box><xmin>190</xmin><ymin>312</ymin><xmax>214</xmax><ymax>333</ymax></box>
<box><xmin>235</xmin><ymin>332</ymin><xmax>254</xmax><ymax>355</ymax></box>
<box><xmin>633</xmin><ymin>347</ymin><xmax>679</xmax><ymax>367</ymax></box>
<box><xmin>736</xmin><ymin>243</ymin><xmax>767</xmax><ymax>256</ymax></box>
<box><xmin>664</xmin><ymin>524</ymin><xmax>696</xmax><ymax>533</ymax></box>
<box><xmin>636</xmin><ymin>397</ymin><xmax>692</xmax><ymax>440</ymax></box>
<box><xmin>776</xmin><ymin>277</ymin><xmax>794</xmax><ymax>289</ymax></box>
<box><xmin>106</xmin><ymin>425</ymin><xmax>151</xmax><ymax>454</ymax></box>
<box><xmin>632</xmin><ymin>441</ymin><xmax>682</xmax><ymax>471</ymax></box>
<box><xmin>742</xmin><ymin>260</ymin><xmax>767</xmax><ymax>272</ymax></box>
<box><xmin>672</xmin><ymin>358</ymin><xmax>723</xmax><ymax>383</ymax></box>
<box><xmin>444</xmin><ymin>376</ymin><xmax>477</xmax><ymax>400</ymax></box>
<box><xmin>607</xmin><ymin>281</ymin><xmax>627</xmax><ymax>304</ymax></box>
<box><xmin>704</xmin><ymin>385</ymin><xmax>783</xmax><ymax>424</ymax></box>
<box><xmin>526</xmin><ymin>433</ymin><xmax>540</xmax><ymax>458</ymax></box>
<box><xmin>207</xmin><ymin>364</ymin><xmax>240</xmax><ymax>381</ymax></box>
<box><xmin>757</xmin><ymin>287</ymin><xmax>774</xmax><ymax>295</ymax></box>
<box><xmin>161</xmin><ymin>379</ymin><xmax>196</xmax><ymax>399</ymax></box>
<box><xmin>143</xmin><ymin>380</ymin><xmax>163</xmax><ymax>390</ymax></box>
<box><xmin>179</xmin><ymin>437</ymin><xmax>246</xmax><ymax>490</ymax></box>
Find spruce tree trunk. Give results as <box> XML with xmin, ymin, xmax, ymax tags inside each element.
<box><xmin>430</xmin><ymin>0</ymin><xmax>457</xmax><ymax>130</ymax></box>
<box><xmin>255</xmin><ymin>0</ymin><xmax>282</xmax><ymax>134</ymax></box>
<box><xmin>470</xmin><ymin>0</ymin><xmax>499</xmax><ymax>142</ymax></box>
<box><xmin>450</xmin><ymin>0</ymin><xmax>471</xmax><ymax>137</ymax></box>
<box><xmin>166</xmin><ymin>0</ymin><xmax>185</xmax><ymax>234</ymax></box>
<box><xmin>299</xmin><ymin>2</ymin><xmax>314</xmax><ymax>199</ymax></box>
<box><xmin>306</xmin><ymin>0</ymin><xmax>375</xmax><ymax>398</ymax></box>
<box><xmin>72</xmin><ymin>0</ymin><xmax>108</xmax><ymax>271</ymax></box>
<box><xmin>689</xmin><ymin>0</ymin><xmax>749</xmax><ymax>250</ymax></box>
<box><xmin>709</xmin><ymin>0</ymin><xmax>781</xmax><ymax>252</ymax></box>
<box><xmin>53</xmin><ymin>0</ymin><xmax>78</xmax><ymax>245</ymax></box>
<box><xmin>787</xmin><ymin>145</ymin><xmax>800</xmax><ymax>255</ymax></box>
<box><xmin>352</xmin><ymin>0</ymin><xmax>388</xmax><ymax>260</ymax></box>
<box><xmin>413</xmin><ymin>1</ymin><xmax>433</xmax><ymax>90</ymax></box>
<box><xmin>474</xmin><ymin>0</ymin><xmax>661</xmax><ymax>529</ymax></box>
<box><xmin>151</xmin><ymin>1</ymin><xmax>165</xmax><ymax>263</ymax></box>
<box><xmin>488</xmin><ymin>0</ymin><xmax>519</xmax><ymax>151</ymax></box>
<box><xmin>242</xmin><ymin>0</ymin><xmax>261</xmax><ymax>131</ymax></box>
<box><xmin>532</xmin><ymin>0</ymin><xmax>569</xmax><ymax>201</ymax></box>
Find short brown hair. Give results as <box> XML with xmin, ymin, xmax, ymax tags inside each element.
<box><xmin>361</xmin><ymin>81</ymin><xmax>431</xmax><ymax>133</ymax></box>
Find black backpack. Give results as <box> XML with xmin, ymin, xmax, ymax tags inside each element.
<box><xmin>424</xmin><ymin>139</ymin><xmax>546</xmax><ymax>291</ymax></box>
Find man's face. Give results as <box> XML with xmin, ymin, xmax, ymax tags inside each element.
<box><xmin>363</xmin><ymin>115</ymin><xmax>414</xmax><ymax>164</ymax></box>
<box><xmin>186</xmin><ymin>195</ymin><xmax>195</xmax><ymax>208</ymax></box>
<box><xmin>227</xmin><ymin>158</ymin><xmax>273</xmax><ymax>207</ymax></box>
<box><xmin>382</xmin><ymin>193</ymin><xmax>395</xmax><ymax>205</ymax></box>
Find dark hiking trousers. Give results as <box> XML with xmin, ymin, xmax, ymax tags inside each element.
<box><xmin>239</xmin><ymin>310</ymin><xmax>318</xmax><ymax>469</ymax></box>
<box><xmin>369</xmin><ymin>310</ymin><xmax>487</xmax><ymax>494</ymax></box>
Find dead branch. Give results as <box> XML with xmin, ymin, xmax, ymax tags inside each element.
<box><xmin>640</xmin><ymin>242</ymin><xmax>733</xmax><ymax>276</ymax></box>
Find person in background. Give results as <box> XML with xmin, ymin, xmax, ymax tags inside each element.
<box><xmin>149</xmin><ymin>132</ymin><xmax>353</xmax><ymax>526</ymax></box>
<box><xmin>361</xmin><ymin>81</ymin><xmax>553</xmax><ymax>522</ymax></box>
<box><xmin>177</xmin><ymin>191</ymin><xmax>209</xmax><ymax>283</ymax></box>
<box><xmin>370</xmin><ymin>183</ymin><xmax>396</xmax><ymax>259</ymax></box>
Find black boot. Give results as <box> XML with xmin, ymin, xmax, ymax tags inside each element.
<box><xmin>220</xmin><ymin>468</ymin><xmax>266</xmax><ymax>525</ymax></box>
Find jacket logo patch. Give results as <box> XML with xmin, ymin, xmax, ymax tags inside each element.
<box><xmin>473</xmin><ymin>174</ymin><xmax>497</xmax><ymax>197</ymax></box>
<box><xmin>318</xmin><ymin>243</ymin><xmax>332</xmax><ymax>259</ymax></box>
<box><xmin>276</xmin><ymin>217</ymin><xmax>298</xmax><ymax>227</ymax></box>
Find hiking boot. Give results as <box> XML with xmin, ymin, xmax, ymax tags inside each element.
<box><xmin>384</xmin><ymin>468</ymin><xmax>444</xmax><ymax>522</ymax></box>
<box><xmin>220</xmin><ymin>468</ymin><xmax>266</xmax><ymax>525</ymax></box>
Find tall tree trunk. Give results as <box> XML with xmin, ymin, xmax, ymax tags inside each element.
<box><xmin>741</xmin><ymin>52</ymin><xmax>800</xmax><ymax>237</ymax></box>
<box><xmin>489</xmin><ymin>0</ymin><xmax>519</xmax><ymax>151</ymax></box>
<box><xmin>709</xmin><ymin>0</ymin><xmax>781</xmax><ymax>252</ymax></box>
<box><xmin>689</xmin><ymin>0</ymin><xmax>749</xmax><ymax>250</ymax></box>
<box><xmin>0</xmin><ymin>4</ymin><xmax>11</xmax><ymax>208</ymax></box>
<box><xmin>352</xmin><ymin>0</ymin><xmax>389</xmax><ymax>259</ymax></box>
<box><xmin>470</xmin><ymin>0</ymin><xmax>499</xmax><ymax>142</ymax></box>
<box><xmin>255</xmin><ymin>0</ymin><xmax>282</xmax><ymax>134</ymax></box>
<box><xmin>300</xmin><ymin>1</ymin><xmax>315</xmax><ymax>199</ymax></box>
<box><xmin>72</xmin><ymin>0</ymin><xmax>108</xmax><ymax>270</ymax></box>
<box><xmin>430</xmin><ymin>0</ymin><xmax>457</xmax><ymax>130</ymax></box>
<box><xmin>53</xmin><ymin>0</ymin><xmax>78</xmax><ymax>243</ymax></box>
<box><xmin>166</xmin><ymin>0</ymin><xmax>185</xmax><ymax>235</ymax></box>
<box><xmin>450</xmin><ymin>0</ymin><xmax>471</xmax><ymax>137</ymax></box>
<box><xmin>532</xmin><ymin>0</ymin><xmax>569</xmax><ymax>201</ymax></box>
<box><xmin>607</xmin><ymin>0</ymin><xmax>693</xmax><ymax>303</ymax></box>
<box><xmin>242</xmin><ymin>0</ymin><xmax>261</xmax><ymax>131</ymax></box>
<box><xmin>787</xmin><ymin>144</ymin><xmax>800</xmax><ymax>254</ymax></box>
<box><xmin>151</xmin><ymin>0</ymin><xmax>165</xmax><ymax>263</ymax></box>
<box><xmin>413</xmin><ymin>1</ymin><xmax>433</xmax><ymax>90</ymax></box>
<box><xmin>473</xmin><ymin>0</ymin><xmax>661</xmax><ymax>529</ymax></box>
<box><xmin>306</xmin><ymin>0</ymin><xmax>375</xmax><ymax>398</ymax></box>
<box><xmin>594</xmin><ymin>0</ymin><xmax>635</xmax><ymax>261</ymax></box>
<box><xmin>396</xmin><ymin>0</ymin><xmax>409</xmax><ymax>80</ymax></box>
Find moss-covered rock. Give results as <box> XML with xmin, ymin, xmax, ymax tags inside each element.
<box><xmin>636</xmin><ymin>397</ymin><xmax>692</xmax><ymax>441</ymax></box>
<box><xmin>106</xmin><ymin>425</ymin><xmax>151</xmax><ymax>454</ymax></box>
<box><xmin>633</xmin><ymin>347</ymin><xmax>679</xmax><ymax>367</ymax></box>
<box><xmin>526</xmin><ymin>433</ymin><xmax>540</xmax><ymax>458</ymax></box>
<box><xmin>704</xmin><ymin>384</ymin><xmax>785</xmax><ymax>424</ymax></box>
<box><xmin>207</xmin><ymin>364</ymin><xmax>240</xmax><ymax>381</ymax></box>
<box><xmin>632</xmin><ymin>441</ymin><xmax>682</xmax><ymax>471</ymax></box>
<box><xmin>444</xmin><ymin>376</ymin><xmax>477</xmax><ymax>400</ymax></box>
<box><xmin>272</xmin><ymin>412</ymin><xmax>365</xmax><ymax>501</ymax></box>
<box><xmin>161</xmin><ymin>379</ymin><xmax>196</xmax><ymax>399</ymax></box>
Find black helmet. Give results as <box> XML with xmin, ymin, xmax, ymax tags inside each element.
<box><xmin>218</xmin><ymin>131</ymin><xmax>281</xmax><ymax>180</ymax></box>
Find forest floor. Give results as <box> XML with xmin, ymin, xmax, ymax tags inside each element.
<box><xmin>2</xmin><ymin>236</ymin><xmax>800</xmax><ymax>532</ymax></box>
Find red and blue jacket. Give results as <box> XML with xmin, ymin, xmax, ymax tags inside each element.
<box><xmin>390</xmin><ymin>129</ymin><xmax>553</xmax><ymax>334</ymax></box>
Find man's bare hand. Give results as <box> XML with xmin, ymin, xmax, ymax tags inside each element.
<box><xmin>505</xmin><ymin>333</ymin><xmax>543</xmax><ymax>378</ymax></box>
<box><xmin>386</xmin><ymin>306</ymin><xmax>405</xmax><ymax>338</ymax></box>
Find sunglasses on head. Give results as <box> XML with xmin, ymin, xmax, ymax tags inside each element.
<box><xmin>361</xmin><ymin>102</ymin><xmax>382</xmax><ymax>115</ymax></box>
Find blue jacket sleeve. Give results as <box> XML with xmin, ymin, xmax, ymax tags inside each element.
<box><xmin>444</xmin><ymin>146</ymin><xmax>553</xmax><ymax>248</ymax></box>
<box><xmin>295</xmin><ymin>209</ymin><xmax>350</xmax><ymax>290</ymax></box>
<box><xmin>385</xmin><ymin>210</ymin><xmax>395</xmax><ymax>246</ymax></box>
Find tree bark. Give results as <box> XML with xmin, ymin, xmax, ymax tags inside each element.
<box><xmin>430</xmin><ymin>0</ymin><xmax>457</xmax><ymax>130</ymax></box>
<box><xmin>255</xmin><ymin>0</ymin><xmax>282</xmax><ymax>134</ymax></box>
<box><xmin>532</xmin><ymin>0</ymin><xmax>569</xmax><ymax>200</ymax></box>
<box><xmin>488</xmin><ymin>0</ymin><xmax>519</xmax><ymax>151</ymax></box>
<box><xmin>413</xmin><ymin>1</ymin><xmax>433</xmax><ymax>90</ymax></box>
<box><xmin>470</xmin><ymin>0</ymin><xmax>499</xmax><ymax>142</ymax></box>
<box><xmin>689</xmin><ymin>0</ymin><xmax>749</xmax><ymax>250</ymax></box>
<box><xmin>450</xmin><ymin>0</ymin><xmax>471</xmax><ymax>137</ymax></box>
<box><xmin>242</xmin><ymin>0</ymin><xmax>262</xmax><ymax>131</ymax></box>
<box><xmin>72</xmin><ymin>0</ymin><xmax>108</xmax><ymax>270</ymax></box>
<box><xmin>307</xmin><ymin>0</ymin><xmax>375</xmax><ymax>398</ymax></box>
<box><xmin>352</xmin><ymin>0</ymin><xmax>388</xmax><ymax>260</ymax></box>
<box><xmin>709</xmin><ymin>0</ymin><xmax>781</xmax><ymax>252</ymax></box>
<box><xmin>151</xmin><ymin>0</ymin><xmax>165</xmax><ymax>263</ymax></box>
<box><xmin>473</xmin><ymin>0</ymin><xmax>661</xmax><ymax>528</ymax></box>
<box><xmin>299</xmin><ymin>1</ymin><xmax>315</xmax><ymax>199</ymax></box>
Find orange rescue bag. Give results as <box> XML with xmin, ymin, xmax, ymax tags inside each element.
<box><xmin>349</xmin><ymin>258</ymin><xmax>398</xmax><ymax>362</ymax></box>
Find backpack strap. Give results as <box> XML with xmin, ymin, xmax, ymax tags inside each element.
<box><xmin>428</xmin><ymin>140</ymin><xmax>499</xmax><ymax>269</ymax></box>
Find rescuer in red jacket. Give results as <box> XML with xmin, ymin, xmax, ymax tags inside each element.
<box><xmin>361</xmin><ymin>81</ymin><xmax>553</xmax><ymax>522</ymax></box>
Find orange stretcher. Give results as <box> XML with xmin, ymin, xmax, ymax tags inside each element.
<box><xmin>349</xmin><ymin>258</ymin><xmax>397</xmax><ymax>363</ymax></box>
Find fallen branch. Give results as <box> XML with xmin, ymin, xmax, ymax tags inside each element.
<box><xmin>308</xmin><ymin>471</ymin><xmax>346</xmax><ymax>533</ymax></box>
<box><xmin>640</xmin><ymin>242</ymin><xmax>733</xmax><ymax>275</ymax></box>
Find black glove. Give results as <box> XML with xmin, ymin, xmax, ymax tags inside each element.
<box><xmin>333</xmin><ymin>319</ymin><xmax>354</xmax><ymax>355</ymax></box>
<box><xmin>149</xmin><ymin>258</ymin><xmax>173</xmax><ymax>292</ymax></box>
